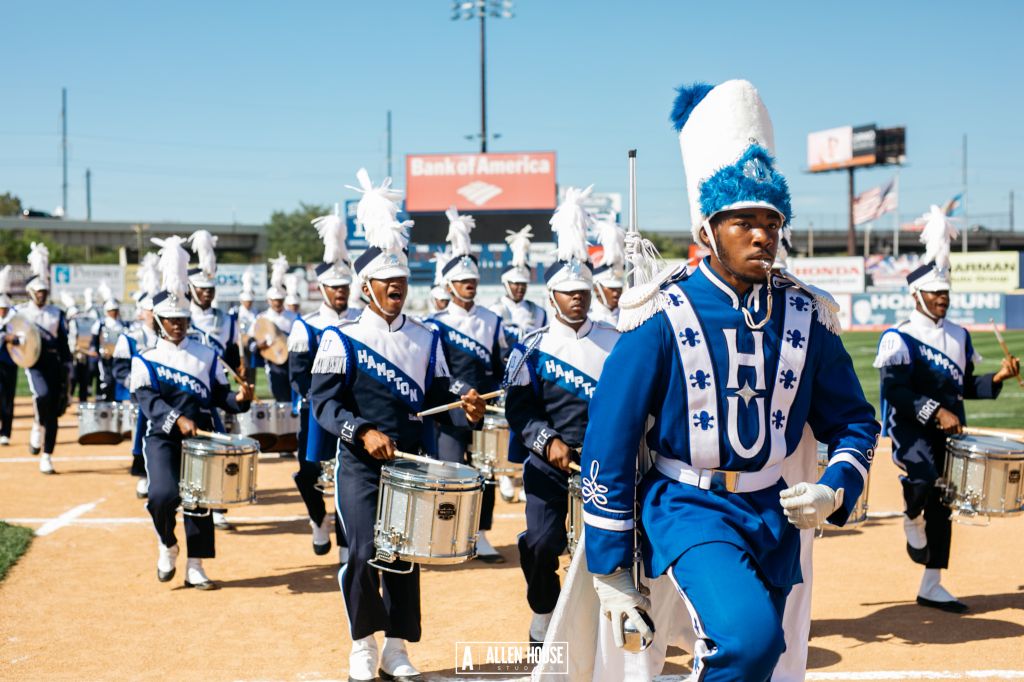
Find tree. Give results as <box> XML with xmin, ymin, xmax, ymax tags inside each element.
<box><xmin>0</xmin><ymin>192</ymin><xmax>23</xmax><ymax>217</ymax></box>
<box><xmin>265</xmin><ymin>202</ymin><xmax>330</xmax><ymax>264</ymax></box>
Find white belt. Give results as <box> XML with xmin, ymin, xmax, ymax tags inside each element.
<box><xmin>654</xmin><ymin>455</ymin><xmax>781</xmax><ymax>494</ymax></box>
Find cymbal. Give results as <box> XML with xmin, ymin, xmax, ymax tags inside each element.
<box><xmin>252</xmin><ymin>317</ymin><xmax>288</xmax><ymax>365</ymax></box>
<box><xmin>6</xmin><ymin>315</ymin><xmax>41</xmax><ymax>369</ymax></box>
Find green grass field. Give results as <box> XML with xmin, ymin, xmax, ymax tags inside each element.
<box><xmin>13</xmin><ymin>332</ymin><xmax>1023</xmax><ymax>428</ymax></box>
<box><xmin>0</xmin><ymin>521</ymin><xmax>33</xmax><ymax>582</ymax></box>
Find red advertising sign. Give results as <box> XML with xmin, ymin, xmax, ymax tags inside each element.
<box><xmin>405</xmin><ymin>152</ymin><xmax>557</xmax><ymax>212</ymax></box>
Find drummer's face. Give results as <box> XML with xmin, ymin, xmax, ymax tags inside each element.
<box><xmin>450</xmin><ymin>279</ymin><xmax>477</xmax><ymax>302</ymax></box>
<box><xmin>193</xmin><ymin>286</ymin><xmax>215</xmax><ymax>309</ymax></box>
<box><xmin>268</xmin><ymin>297</ymin><xmax>284</xmax><ymax>313</ymax></box>
<box><xmin>323</xmin><ymin>284</ymin><xmax>350</xmax><ymax>312</ymax></box>
<box><xmin>366</xmin><ymin>277</ymin><xmax>407</xmax><ymax>319</ymax></box>
<box><xmin>507</xmin><ymin>282</ymin><xmax>527</xmax><ymax>303</ymax></box>
<box><xmin>553</xmin><ymin>288</ymin><xmax>591</xmax><ymax>321</ymax></box>
<box><xmin>159</xmin><ymin>316</ymin><xmax>188</xmax><ymax>342</ymax></box>
<box><xmin>31</xmin><ymin>289</ymin><xmax>48</xmax><ymax>306</ymax></box>
<box><xmin>919</xmin><ymin>290</ymin><xmax>950</xmax><ymax>319</ymax></box>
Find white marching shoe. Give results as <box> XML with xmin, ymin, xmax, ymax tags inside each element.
<box><xmin>380</xmin><ymin>637</ymin><xmax>422</xmax><ymax>682</ymax></box>
<box><xmin>212</xmin><ymin>511</ymin><xmax>234</xmax><ymax>530</ymax></box>
<box><xmin>184</xmin><ymin>558</ymin><xmax>218</xmax><ymax>590</ymax></box>
<box><xmin>135</xmin><ymin>477</ymin><xmax>149</xmax><ymax>499</ymax></box>
<box><xmin>0</xmin><ymin>435</ymin><xmax>10</xmax><ymax>446</ymax></box>
<box><xmin>348</xmin><ymin>634</ymin><xmax>379</xmax><ymax>682</ymax></box>
<box><xmin>498</xmin><ymin>475</ymin><xmax>516</xmax><ymax>502</ymax></box>
<box><xmin>917</xmin><ymin>568</ymin><xmax>967</xmax><ymax>613</ymax></box>
<box><xmin>529</xmin><ymin>611</ymin><xmax>553</xmax><ymax>644</ymax></box>
<box><xmin>157</xmin><ymin>542</ymin><xmax>179</xmax><ymax>582</ymax></box>
<box><xmin>903</xmin><ymin>513</ymin><xmax>929</xmax><ymax>565</ymax></box>
<box><xmin>474</xmin><ymin>530</ymin><xmax>505</xmax><ymax>564</ymax></box>
<box><xmin>311</xmin><ymin>516</ymin><xmax>332</xmax><ymax>556</ymax></box>
<box><xmin>517</xmin><ymin>488</ymin><xmax>527</xmax><ymax>503</ymax></box>
<box><xmin>29</xmin><ymin>424</ymin><xmax>41</xmax><ymax>455</ymax></box>
<box><xmin>39</xmin><ymin>453</ymin><xmax>55</xmax><ymax>475</ymax></box>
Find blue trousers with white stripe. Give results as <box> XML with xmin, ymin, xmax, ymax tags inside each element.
<box><xmin>518</xmin><ymin>458</ymin><xmax>569</xmax><ymax>615</ymax></box>
<box><xmin>143</xmin><ymin>435</ymin><xmax>215</xmax><ymax>558</ymax></box>
<box><xmin>668</xmin><ymin>541</ymin><xmax>788</xmax><ymax>682</ymax></box>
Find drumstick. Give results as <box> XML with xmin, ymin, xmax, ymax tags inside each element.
<box><xmin>485</xmin><ymin>405</ymin><xmax>504</xmax><ymax>414</ymax></box>
<box><xmin>415</xmin><ymin>389</ymin><xmax>505</xmax><ymax>418</ymax></box>
<box><xmin>568</xmin><ymin>462</ymin><xmax>581</xmax><ymax>473</ymax></box>
<box><xmin>962</xmin><ymin>426</ymin><xmax>1024</xmax><ymax>442</ymax></box>
<box><xmin>990</xmin><ymin>318</ymin><xmax>1024</xmax><ymax>388</ymax></box>
<box><xmin>195</xmin><ymin>429</ymin><xmax>236</xmax><ymax>442</ymax></box>
<box><xmin>393</xmin><ymin>450</ymin><xmax>441</xmax><ymax>466</ymax></box>
<box><xmin>218</xmin><ymin>356</ymin><xmax>248</xmax><ymax>387</ymax></box>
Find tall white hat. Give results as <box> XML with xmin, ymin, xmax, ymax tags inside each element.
<box><xmin>239</xmin><ymin>267</ymin><xmax>255</xmax><ymax>303</ymax></box>
<box><xmin>25</xmin><ymin>242</ymin><xmax>50</xmax><ymax>292</ymax></box>
<box><xmin>0</xmin><ymin>265</ymin><xmax>12</xmax><ymax>307</ymax></box>
<box><xmin>284</xmin><ymin>272</ymin><xmax>302</xmax><ymax>306</ymax></box>
<box><xmin>348</xmin><ymin>168</ymin><xmax>413</xmax><ymax>281</ymax></box>
<box><xmin>150</xmin><ymin>236</ymin><xmax>192</xmax><ymax>318</ymax></box>
<box><xmin>187</xmin><ymin>230</ymin><xmax>218</xmax><ymax>288</ymax></box>
<box><xmin>592</xmin><ymin>218</ymin><xmax>625</xmax><ymax>288</ymax></box>
<box><xmin>312</xmin><ymin>204</ymin><xmax>353</xmax><ymax>287</ymax></box>
<box><xmin>501</xmin><ymin>225</ymin><xmax>534</xmax><ymax>285</ymax></box>
<box><xmin>137</xmin><ymin>252</ymin><xmax>161</xmax><ymax>311</ymax></box>
<box><xmin>267</xmin><ymin>254</ymin><xmax>288</xmax><ymax>300</ymax></box>
<box><xmin>908</xmin><ymin>205</ymin><xmax>959</xmax><ymax>293</ymax></box>
<box><xmin>545</xmin><ymin>186</ymin><xmax>594</xmax><ymax>292</ymax></box>
<box><xmin>431</xmin><ymin>251</ymin><xmax>451</xmax><ymax>302</ymax></box>
<box><xmin>441</xmin><ymin>206</ymin><xmax>479</xmax><ymax>282</ymax></box>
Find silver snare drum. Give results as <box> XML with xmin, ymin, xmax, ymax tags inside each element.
<box><xmin>77</xmin><ymin>402</ymin><xmax>124</xmax><ymax>445</ymax></box>
<box><xmin>567</xmin><ymin>474</ymin><xmax>583</xmax><ymax>556</ymax></box>
<box><xmin>267</xmin><ymin>401</ymin><xmax>299</xmax><ymax>453</ymax></box>
<box><xmin>944</xmin><ymin>434</ymin><xmax>1024</xmax><ymax>517</ymax></box>
<box><xmin>117</xmin><ymin>401</ymin><xmax>136</xmax><ymax>437</ymax></box>
<box><xmin>470</xmin><ymin>411</ymin><xmax>521</xmax><ymax>480</ymax></box>
<box><xmin>234</xmin><ymin>401</ymin><xmax>276</xmax><ymax>451</ymax></box>
<box><xmin>316</xmin><ymin>457</ymin><xmax>336</xmax><ymax>495</ymax></box>
<box><xmin>816</xmin><ymin>443</ymin><xmax>870</xmax><ymax>526</ymax></box>
<box><xmin>371</xmin><ymin>459</ymin><xmax>483</xmax><ymax>572</ymax></box>
<box><xmin>179</xmin><ymin>434</ymin><xmax>260</xmax><ymax>515</ymax></box>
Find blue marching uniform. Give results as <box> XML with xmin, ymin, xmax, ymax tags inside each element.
<box><xmin>875</xmin><ymin>309</ymin><xmax>1001</xmax><ymax>569</ymax></box>
<box><xmin>582</xmin><ymin>261</ymin><xmax>879</xmax><ymax>680</ymax></box>
<box><xmin>113</xmin><ymin>322</ymin><xmax>159</xmax><ymax>477</ymax></box>
<box><xmin>16</xmin><ymin>301</ymin><xmax>72</xmax><ymax>455</ymax></box>
<box><xmin>309</xmin><ymin>309</ymin><xmax>469</xmax><ymax>642</ymax></box>
<box><xmin>248</xmin><ymin>308</ymin><xmax>297</xmax><ymax>402</ymax></box>
<box><xmin>130</xmin><ymin>336</ymin><xmax>251</xmax><ymax>558</ymax></box>
<box><xmin>0</xmin><ymin>309</ymin><xmax>17</xmax><ymax>441</ymax></box>
<box><xmin>189</xmin><ymin>303</ymin><xmax>241</xmax><ymax>375</ymax></box>
<box><xmin>425</xmin><ymin>303</ymin><xmax>505</xmax><ymax>531</ymax></box>
<box><xmin>504</xmin><ymin>318</ymin><xmax>618</xmax><ymax>617</ymax></box>
<box><xmin>68</xmin><ymin>310</ymin><xmax>96</xmax><ymax>402</ymax></box>
<box><xmin>91</xmin><ymin>315</ymin><xmax>127</xmax><ymax>402</ymax></box>
<box><xmin>288</xmin><ymin>304</ymin><xmax>359</xmax><ymax>547</ymax></box>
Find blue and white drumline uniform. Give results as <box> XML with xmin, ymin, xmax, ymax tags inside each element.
<box><xmin>589</xmin><ymin>217</ymin><xmax>627</xmax><ymax>328</ymax></box>
<box><xmin>113</xmin><ymin>305</ymin><xmax>160</xmax><ymax>490</ymax></box>
<box><xmin>874</xmin><ymin>209</ymin><xmax>1009</xmax><ymax>613</ymax></box>
<box><xmin>0</xmin><ymin>287</ymin><xmax>18</xmax><ymax>446</ymax></box>
<box><xmin>18</xmin><ymin>245</ymin><xmax>72</xmax><ymax>474</ymax></box>
<box><xmin>68</xmin><ymin>297</ymin><xmax>98</xmax><ymax>402</ymax></box>
<box><xmin>90</xmin><ymin>301</ymin><xmax>127</xmax><ymax>402</ymax></box>
<box><xmin>248</xmin><ymin>303</ymin><xmax>297</xmax><ymax>403</ymax></box>
<box><xmin>426</xmin><ymin>216</ymin><xmax>507</xmax><ymax>559</ymax></box>
<box><xmin>288</xmin><ymin>221</ymin><xmax>360</xmax><ymax>558</ymax></box>
<box><xmin>308</xmin><ymin>169</ymin><xmax>470</xmax><ymax>681</ymax></box>
<box><xmin>580</xmin><ymin>81</ymin><xmax>880</xmax><ymax>682</ymax></box>
<box><xmin>186</xmin><ymin>230</ymin><xmax>242</xmax><ymax>375</ymax></box>
<box><xmin>490</xmin><ymin>225</ymin><xmax>547</xmax><ymax>349</ymax></box>
<box><xmin>503</xmin><ymin>193</ymin><xmax>620</xmax><ymax>647</ymax></box>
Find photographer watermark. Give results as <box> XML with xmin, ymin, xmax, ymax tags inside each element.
<box><xmin>455</xmin><ymin>641</ymin><xmax>569</xmax><ymax>675</ymax></box>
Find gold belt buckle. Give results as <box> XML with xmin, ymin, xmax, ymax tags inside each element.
<box><xmin>718</xmin><ymin>470</ymin><xmax>740</xmax><ymax>493</ymax></box>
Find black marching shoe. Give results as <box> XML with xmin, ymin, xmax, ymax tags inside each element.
<box><xmin>916</xmin><ymin>595</ymin><xmax>968</xmax><ymax>613</ymax></box>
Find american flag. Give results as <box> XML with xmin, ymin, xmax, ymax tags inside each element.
<box><xmin>853</xmin><ymin>175</ymin><xmax>899</xmax><ymax>225</ymax></box>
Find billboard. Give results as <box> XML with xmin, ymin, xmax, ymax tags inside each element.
<box><xmin>788</xmin><ymin>257</ymin><xmax>865</xmax><ymax>294</ymax></box>
<box><xmin>950</xmin><ymin>251</ymin><xmax>1020</xmax><ymax>292</ymax></box>
<box><xmin>50</xmin><ymin>265</ymin><xmax>126</xmax><ymax>302</ymax></box>
<box><xmin>807</xmin><ymin>124</ymin><xmax>877</xmax><ymax>172</ymax></box>
<box><xmin>405</xmin><ymin>152</ymin><xmax>556</xmax><ymax>212</ymax></box>
<box><xmin>849</xmin><ymin>292</ymin><xmax>1004</xmax><ymax>331</ymax></box>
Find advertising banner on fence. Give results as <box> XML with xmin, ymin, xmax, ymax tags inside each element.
<box><xmin>122</xmin><ymin>263</ymin><xmax>268</xmax><ymax>304</ymax></box>
<box><xmin>50</xmin><ymin>265</ymin><xmax>125</xmax><ymax>302</ymax></box>
<box><xmin>789</xmin><ymin>257</ymin><xmax>865</xmax><ymax>294</ymax></box>
<box><xmin>950</xmin><ymin>251</ymin><xmax>1020</xmax><ymax>292</ymax></box>
<box><xmin>849</xmin><ymin>291</ymin><xmax>1004</xmax><ymax>331</ymax></box>
<box><xmin>405</xmin><ymin>151</ymin><xmax>557</xmax><ymax>212</ymax></box>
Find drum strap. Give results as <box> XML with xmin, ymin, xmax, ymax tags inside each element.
<box><xmin>502</xmin><ymin>331</ymin><xmax>544</xmax><ymax>391</ymax></box>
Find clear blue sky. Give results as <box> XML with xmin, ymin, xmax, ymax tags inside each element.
<box><xmin>3</xmin><ymin>1</ymin><xmax>1021</xmax><ymax>235</ymax></box>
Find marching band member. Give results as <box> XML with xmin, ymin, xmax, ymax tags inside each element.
<box><xmin>589</xmin><ymin>217</ymin><xmax>626</xmax><ymax>326</ymax></box>
<box><xmin>235</xmin><ymin>268</ymin><xmax>258</xmax><ymax>391</ymax></box>
<box><xmin>68</xmin><ymin>288</ymin><xmax>97</xmax><ymax>404</ymax></box>
<box><xmin>503</xmin><ymin>187</ymin><xmax>619</xmax><ymax>650</ymax></box>
<box><xmin>113</xmin><ymin>253</ymin><xmax>162</xmax><ymax>498</ymax></box>
<box><xmin>187</xmin><ymin>229</ymin><xmax>244</xmax><ymax>529</ymax></box>
<box><xmin>131</xmin><ymin>236</ymin><xmax>253</xmax><ymax>590</ymax></box>
<box><xmin>284</xmin><ymin>272</ymin><xmax>303</xmax><ymax>314</ymax></box>
<box><xmin>0</xmin><ymin>266</ymin><xmax>16</xmax><ymax>446</ymax></box>
<box><xmin>288</xmin><ymin>209</ymin><xmax>359</xmax><ymax>559</ymax></box>
<box><xmin>15</xmin><ymin>243</ymin><xmax>72</xmax><ymax>474</ymax></box>
<box><xmin>426</xmin><ymin>206</ymin><xmax>507</xmax><ymax>563</ymax></box>
<box><xmin>90</xmin><ymin>282</ymin><xmax>127</xmax><ymax>402</ymax></box>
<box><xmin>249</xmin><ymin>254</ymin><xmax>297</xmax><ymax>403</ymax></box>
<box><xmin>490</xmin><ymin>225</ymin><xmax>546</xmax><ymax>348</ymax></box>
<box><xmin>428</xmin><ymin>253</ymin><xmax>450</xmax><ymax>314</ymax></box>
<box><xmin>580</xmin><ymin>80</ymin><xmax>879</xmax><ymax>680</ymax></box>
<box><xmin>875</xmin><ymin>206</ymin><xmax>1020</xmax><ymax>613</ymax></box>
<box><xmin>309</xmin><ymin>169</ymin><xmax>485</xmax><ymax>682</ymax></box>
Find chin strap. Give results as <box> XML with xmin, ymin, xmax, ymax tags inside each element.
<box><xmin>547</xmin><ymin>290</ymin><xmax>586</xmax><ymax>326</ymax></box>
<box><xmin>701</xmin><ymin>219</ymin><xmax>721</xmax><ymax>259</ymax></box>
<box><xmin>594</xmin><ymin>283</ymin><xmax>610</xmax><ymax>310</ymax></box>
<box><xmin>913</xmin><ymin>289</ymin><xmax>939</xmax><ymax>321</ymax></box>
<box><xmin>447</xmin><ymin>282</ymin><xmax>474</xmax><ymax>304</ymax></box>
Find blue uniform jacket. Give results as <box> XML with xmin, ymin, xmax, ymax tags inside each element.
<box><xmin>582</xmin><ymin>260</ymin><xmax>879</xmax><ymax>588</ymax></box>
<box><xmin>426</xmin><ymin>303</ymin><xmax>505</xmax><ymax>394</ymax></box>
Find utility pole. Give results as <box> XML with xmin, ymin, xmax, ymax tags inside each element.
<box><xmin>962</xmin><ymin>134</ymin><xmax>969</xmax><ymax>252</ymax></box>
<box><xmin>386</xmin><ymin>110</ymin><xmax>393</xmax><ymax>178</ymax></box>
<box><xmin>846</xmin><ymin>167</ymin><xmax>855</xmax><ymax>255</ymax></box>
<box><xmin>1010</xmin><ymin>189</ymin><xmax>1014</xmax><ymax>232</ymax></box>
<box><xmin>479</xmin><ymin>9</ymin><xmax>487</xmax><ymax>152</ymax></box>
<box><xmin>85</xmin><ymin>169</ymin><xmax>92</xmax><ymax>221</ymax></box>
<box><xmin>452</xmin><ymin>1</ymin><xmax>513</xmax><ymax>152</ymax></box>
<box><xmin>62</xmin><ymin>87</ymin><xmax>68</xmax><ymax>216</ymax></box>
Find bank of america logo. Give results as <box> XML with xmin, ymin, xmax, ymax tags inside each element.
<box><xmin>457</xmin><ymin>181</ymin><xmax>503</xmax><ymax>206</ymax></box>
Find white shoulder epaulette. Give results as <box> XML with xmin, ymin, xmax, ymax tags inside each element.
<box><xmin>616</xmin><ymin>264</ymin><xmax>689</xmax><ymax>333</ymax></box>
<box><xmin>772</xmin><ymin>270</ymin><xmax>841</xmax><ymax>335</ymax></box>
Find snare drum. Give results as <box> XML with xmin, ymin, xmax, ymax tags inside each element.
<box><xmin>234</xmin><ymin>401</ymin><xmax>276</xmax><ymax>451</ymax></box>
<box><xmin>944</xmin><ymin>434</ymin><xmax>1024</xmax><ymax>517</ymax></box>
<box><xmin>816</xmin><ymin>443</ymin><xmax>870</xmax><ymax>526</ymax></box>
<box><xmin>470</xmin><ymin>411</ymin><xmax>521</xmax><ymax>480</ymax></box>
<box><xmin>315</xmin><ymin>458</ymin><xmax>336</xmax><ymax>495</ymax></box>
<box><xmin>179</xmin><ymin>434</ymin><xmax>260</xmax><ymax>514</ymax></box>
<box><xmin>77</xmin><ymin>402</ymin><xmax>125</xmax><ymax>445</ymax></box>
<box><xmin>118</xmin><ymin>401</ymin><xmax>137</xmax><ymax>437</ymax></box>
<box><xmin>566</xmin><ymin>474</ymin><xmax>583</xmax><ymax>556</ymax></box>
<box><xmin>372</xmin><ymin>459</ymin><xmax>483</xmax><ymax>571</ymax></box>
<box><xmin>266</xmin><ymin>402</ymin><xmax>299</xmax><ymax>453</ymax></box>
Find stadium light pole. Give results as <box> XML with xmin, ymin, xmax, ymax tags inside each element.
<box><xmin>451</xmin><ymin>0</ymin><xmax>514</xmax><ymax>153</ymax></box>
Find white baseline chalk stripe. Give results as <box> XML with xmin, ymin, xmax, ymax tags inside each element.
<box><xmin>34</xmin><ymin>499</ymin><xmax>105</xmax><ymax>537</ymax></box>
<box><xmin>6</xmin><ymin>514</ymin><xmax>310</xmax><ymax>527</ymax></box>
<box><xmin>235</xmin><ymin>672</ymin><xmax>1024</xmax><ymax>682</ymax></box>
<box><xmin>0</xmin><ymin>453</ymin><xmax>291</xmax><ymax>464</ymax></box>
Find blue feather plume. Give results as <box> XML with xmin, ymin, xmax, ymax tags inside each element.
<box><xmin>670</xmin><ymin>82</ymin><xmax>715</xmax><ymax>132</ymax></box>
<box><xmin>698</xmin><ymin>145</ymin><xmax>793</xmax><ymax>225</ymax></box>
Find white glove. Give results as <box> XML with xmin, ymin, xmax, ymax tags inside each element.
<box><xmin>592</xmin><ymin>568</ymin><xmax>654</xmax><ymax>648</ymax></box>
<box><xmin>779</xmin><ymin>482</ymin><xmax>844</xmax><ymax>529</ymax></box>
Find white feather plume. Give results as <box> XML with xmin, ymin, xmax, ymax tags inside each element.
<box><xmin>550</xmin><ymin>185</ymin><xmax>594</xmax><ymax>263</ymax></box>
<box><xmin>60</xmin><ymin>292</ymin><xmax>75</xmax><ymax>309</ymax></box>
<box><xmin>284</xmin><ymin>272</ymin><xmax>301</xmax><ymax>298</ymax></box>
<box><xmin>83</xmin><ymin>287</ymin><xmax>95</xmax><ymax>309</ymax></box>
<box><xmin>432</xmin><ymin>250</ymin><xmax>452</xmax><ymax>286</ymax></box>
<box><xmin>97</xmin><ymin>280</ymin><xmax>112</xmax><ymax>304</ymax></box>
<box><xmin>139</xmin><ymin>252</ymin><xmax>161</xmax><ymax>297</ymax></box>
<box><xmin>594</xmin><ymin>218</ymin><xmax>625</xmax><ymax>269</ymax></box>
<box><xmin>188</xmin><ymin>230</ymin><xmax>218</xmax><ymax>276</ymax></box>
<box><xmin>28</xmin><ymin>242</ymin><xmax>50</xmax><ymax>281</ymax></box>
<box><xmin>241</xmin><ymin>267</ymin><xmax>255</xmax><ymax>295</ymax></box>
<box><xmin>312</xmin><ymin>205</ymin><xmax>350</xmax><ymax>265</ymax></box>
<box><xmin>505</xmin><ymin>225</ymin><xmax>534</xmax><ymax>269</ymax></box>
<box><xmin>0</xmin><ymin>265</ymin><xmax>10</xmax><ymax>294</ymax></box>
<box><xmin>270</xmin><ymin>253</ymin><xmax>289</xmax><ymax>291</ymax></box>
<box><xmin>919</xmin><ymin>204</ymin><xmax>959</xmax><ymax>271</ymax></box>
<box><xmin>347</xmin><ymin>168</ymin><xmax>411</xmax><ymax>253</ymax></box>
<box><xmin>445</xmin><ymin>206</ymin><xmax>476</xmax><ymax>258</ymax></box>
<box><xmin>151</xmin><ymin>236</ymin><xmax>190</xmax><ymax>298</ymax></box>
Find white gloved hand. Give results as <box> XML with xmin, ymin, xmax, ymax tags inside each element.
<box><xmin>592</xmin><ymin>568</ymin><xmax>654</xmax><ymax>648</ymax></box>
<box><xmin>779</xmin><ymin>482</ymin><xmax>844</xmax><ymax>529</ymax></box>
